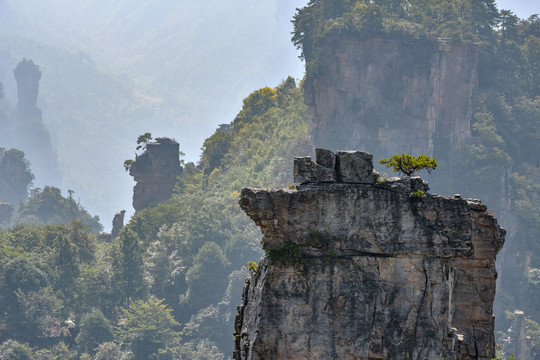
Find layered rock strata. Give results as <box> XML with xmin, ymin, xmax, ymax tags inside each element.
<box><xmin>129</xmin><ymin>137</ymin><xmax>181</xmax><ymax>212</ymax></box>
<box><xmin>234</xmin><ymin>150</ymin><xmax>505</xmax><ymax>360</ymax></box>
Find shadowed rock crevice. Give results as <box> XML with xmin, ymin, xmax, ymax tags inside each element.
<box><xmin>234</xmin><ymin>149</ymin><xmax>505</xmax><ymax>360</ymax></box>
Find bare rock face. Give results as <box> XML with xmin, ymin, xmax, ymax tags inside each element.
<box><xmin>0</xmin><ymin>202</ymin><xmax>13</xmax><ymax>226</ymax></box>
<box><xmin>111</xmin><ymin>210</ymin><xmax>126</xmax><ymax>239</ymax></box>
<box><xmin>294</xmin><ymin>149</ymin><xmax>374</xmax><ymax>185</ymax></box>
<box><xmin>304</xmin><ymin>36</ymin><xmax>476</xmax><ymax>158</ymax></box>
<box><xmin>234</xmin><ymin>150</ymin><xmax>505</xmax><ymax>360</ymax></box>
<box><xmin>13</xmin><ymin>58</ymin><xmax>42</xmax><ymax>119</ymax></box>
<box><xmin>129</xmin><ymin>138</ymin><xmax>181</xmax><ymax>212</ymax></box>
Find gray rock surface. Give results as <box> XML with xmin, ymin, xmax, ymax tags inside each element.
<box><xmin>129</xmin><ymin>137</ymin><xmax>182</xmax><ymax>212</ymax></box>
<box><xmin>111</xmin><ymin>210</ymin><xmax>126</xmax><ymax>239</ymax></box>
<box><xmin>234</xmin><ymin>152</ymin><xmax>505</xmax><ymax>360</ymax></box>
<box><xmin>336</xmin><ymin>150</ymin><xmax>375</xmax><ymax>184</ymax></box>
<box><xmin>294</xmin><ymin>149</ymin><xmax>375</xmax><ymax>185</ymax></box>
<box><xmin>305</xmin><ymin>36</ymin><xmax>476</xmax><ymax>158</ymax></box>
<box><xmin>293</xmin><ymin>156</ymin><xmax>317</xmax><ymax>184</ymax></box>
<box><xmin>315</xmin><ymin>148</ymin><xmax>336</xmax><ymax>168</ymax></box>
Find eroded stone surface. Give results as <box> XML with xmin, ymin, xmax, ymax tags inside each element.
<box><xmin>305</xmin><ymin>36</ymin><xmax>476</xmax><ymax>158</ymax></box>
<box><xmin>129</xmin><ymin>137</ymin><xmax>182</xmax><ymax>211</ymax></box>
<box><xmin>294</xmin><ymin>149</ymin><xmax>374</xmax><ymax>185</ymax></box>
<box><xmin>336</xmin><ymin>150</ymin><xmax>374</xmax><ymax>184</ymax></box>
<box><xmin>111</xmin><ymin>210</ymin><xmax>126</xmax><ymax>239</ymax></box>
<box><xmin>234</xmin><ymin>152</ymin><xmax>505</xmax><ymax>360</ymax></box>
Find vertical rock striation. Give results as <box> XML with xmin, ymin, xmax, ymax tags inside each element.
<box><xmin>234</xmin><ymin>150</ymin><xmax>504</xmax><ymax>360</ymax></box>
<box><xmin>304</xmin><ymin>36</ymin><xmax>477</xmax><ymax>159</ymax></box>
<box><xmin>129</xmin><ymin>137</ymin><xmax>181</xmax><ymax>212</ymax></box>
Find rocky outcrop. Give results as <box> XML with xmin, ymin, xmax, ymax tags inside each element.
<box><xmin>0</xmin><ymin>202</ymin><xmax>13</xmax><ymax>226</ymax></box>
<box><xmin>10</xmin><ymin>59</ymin><xmax>60</xmax><ymax>187</ymax></box>
<box><xmin>304</xmin><ymin>36</ymin><xmax>476</xmax><ymax>159</ymax></box>
<box><xmin>111</xmin><ymin>210</ymin><xmax>126</xmax><ymax>239</ymax></box>
<box><xmin>129</xmin><ymin>138</ymin><xmax>181</xmax><ymax>212</ymax></box>
<box><xmin>234</xmin><ymin>150</ymin><xmax>505</xmax><ymax>360</ymax></box>
<box><xmin>13</xmin><ymin>58</ymin><xmax>42</xmax><ymax>119</ymax></box>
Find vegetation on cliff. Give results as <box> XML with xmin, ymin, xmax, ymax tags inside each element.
<box><xmin>294</xmin><ymin>1</ymin><xmax>540</xmax><ymax>357</ymax></box>
<box><xmin>0</xmin><ymin>1</ymin><xmax>538</xmax><ymax>358</ymax></box>
<box><xmin>293</xmin><ymin>0</ymin><xmax>499</xmax><ymax>60</ymax></box>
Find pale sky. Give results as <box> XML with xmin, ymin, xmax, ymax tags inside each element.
<box><xmin>496</xmin><ymin>0</ymin><xmax>538</xmax><ymax>18</ymax></box>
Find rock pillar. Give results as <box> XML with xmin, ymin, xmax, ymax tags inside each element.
<box><xmin>234</xmin><ymin>149</ymin><xmax>505</xmax><ymax>360</ymax></box>
<box><xmin>129</xmin><ymin>137</ymin><xmax>182</xmax><ymax>212</ymax></box>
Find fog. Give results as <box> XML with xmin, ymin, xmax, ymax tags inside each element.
<box><xmin>0</xmin><ymin>0</ymin><xmax>535</xmax><ymax>230</ymax></box>
<box><xmin>0</xmin><ymin>0</ymin><xmax>308</xmax><ymax>230</ymax></box>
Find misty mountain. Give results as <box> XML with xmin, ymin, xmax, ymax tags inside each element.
<box><xmin>0</xmin><ymin>0</ymin><xmax>307</xmax><ymax>227</ymax></box>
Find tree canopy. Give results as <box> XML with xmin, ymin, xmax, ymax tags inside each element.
<box><xmin>379</xmin><ymin>154</ymin><xmax>437</xmax><ymax>177</ymax></box>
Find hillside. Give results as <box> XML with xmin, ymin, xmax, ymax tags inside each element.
<box><xmin>0</xmin><ymin>0</ymin><xmax>307</xmax><ymax>227</ymax></box>
<box><xmin>0</xmin><ymin>77</ymin><xmax>310</xmax><ymax>359</ymax></box>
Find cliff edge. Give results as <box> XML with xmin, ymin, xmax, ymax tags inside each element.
<box><xmin>234</xmin><ymin>149</ymin><xmax>505</xmax><ymax>360</ymax></box>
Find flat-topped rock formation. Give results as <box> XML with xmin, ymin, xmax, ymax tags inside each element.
<box><xmin>234</xmin><ymin>149</ymin><xmax>505</xmax><ymax>360</ymax></box>
<box><xmin>129</xmin><ymin>137</ymin><xmax>182</xmax><ymax>212</ymax></box>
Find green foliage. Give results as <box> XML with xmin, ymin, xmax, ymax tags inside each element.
<box><xmin>200</xmin><ymin>130</ymin><xmax>233</xmax><ymax>174</ymax></box>
<box><xmin>123</xmin><ymin>159</ymin><xmax>133</xmax><ymax>172</ymax></box>
<box><xmin>183</xmin><ymin>242</ymin><xmax>228</xmax><ymax>312</ymax></box>
<box><xmin>0</xmin><ymin>148</ymin><xmax>34</xmax><ymax>205</ymax></box>
<box><xmin>410</xmin><ymin>190</ymin><xmax>426</xmax><ymax>198</ymax></box>
<box><xmin>0</xmin><ymin>340</ymin><xmax>33</xmax><ymax>360</ymax></box>
<box><xmin>292</xmin><ymin>0</ymin><xmax>502</xmax><ymax>60</ymax></box>
<box><xmin>75</xmin><ymin>311</ymin><xmax>114</xmax><ymax>355</ymax></box>
<box><xmin>265</xmin><ymin>243</ymin><xmax>306</xmax><ymax>269</ymax></box>
<box><xmin>112</xmin><ymin>227</ymin><xmax>146</xmax><ymax>306</ymax></box>
<box><xmin>136</xmin><ymin>132</ymin><xmax>153</xmax><ymax>151</ymax></box>
<box><xmin>33</xmin><ymin>342</ymin><xmax>73</xmax><ymax>360</ymax></box>
<box><xmin>116</xmin><ymin>297</ymin><xmax>181</xmax><ymax>360</ymax></box>
<box><xmin>124</xmin><ymin>133</ymin><xmax>153</xmax><ymax>172</ymax></box>
<box><xmin>93</xmin><ymin>342</ymin><xmax>126</xmax><ymax>360</ymax></box>
<box><xmin>16</xmin><ymin>187</ymin><xmax>102</xmax><ymax>233</ymax></box>
<box><xmin>379</xmin><ymin>154</ymin><xmax>437</xmax><ymax>177</ymax></box>
<box><xmin>247</xmin><ymin>261</ymin><xmax>258</xmax><ymax>276</ymax></box>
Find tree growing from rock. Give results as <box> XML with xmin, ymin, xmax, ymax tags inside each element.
<box><xmin>379</xmin><ymin>154</ymin><xmax>437</xmax><ymax>177</ymax></box>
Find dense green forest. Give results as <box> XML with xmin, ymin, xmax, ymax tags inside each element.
<box><xmin>0</xmin><ymin>0</ymin><xmax>539</xmax><ymax>359</ymax></box>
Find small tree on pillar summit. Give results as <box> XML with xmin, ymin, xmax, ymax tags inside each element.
<box><xmin>379</xmin><ymin>154</ymin><xmax>437</xmax><ymax>177</ymax></box>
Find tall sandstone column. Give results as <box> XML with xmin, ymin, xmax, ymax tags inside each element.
<box><xmin>234</xmin><ymin>149</ymin><xmax>505</xmax><ymax>360</ymax></box>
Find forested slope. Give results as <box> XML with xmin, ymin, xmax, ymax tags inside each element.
<box><xmin>0</xmin><ymin>78</ymin><xmax>309</xmax><ymax>359</ymax></box>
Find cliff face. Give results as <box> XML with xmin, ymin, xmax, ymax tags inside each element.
<box><xmin>305</xmin><ymin>36</ymin><xmax>477</xmax><ymax>158</ymax></box>
<box><xmin>129</xmin><ymin>137</ymin><xmax>181</xmax><ymax>212</ymax></box>
<box><xmin>234</xmin><ymin>150</ymin><xmax>505</xmax><ymax>360</ymax></box>
<box><xmin>8</xmin><ymin>59</ymin><xmax>61</xmax><ymax>187</ymax></box>
<box><xmin>0</xmin><ymin>202</ymin><xmax>13</xmax><ymax>226</ymax></box>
